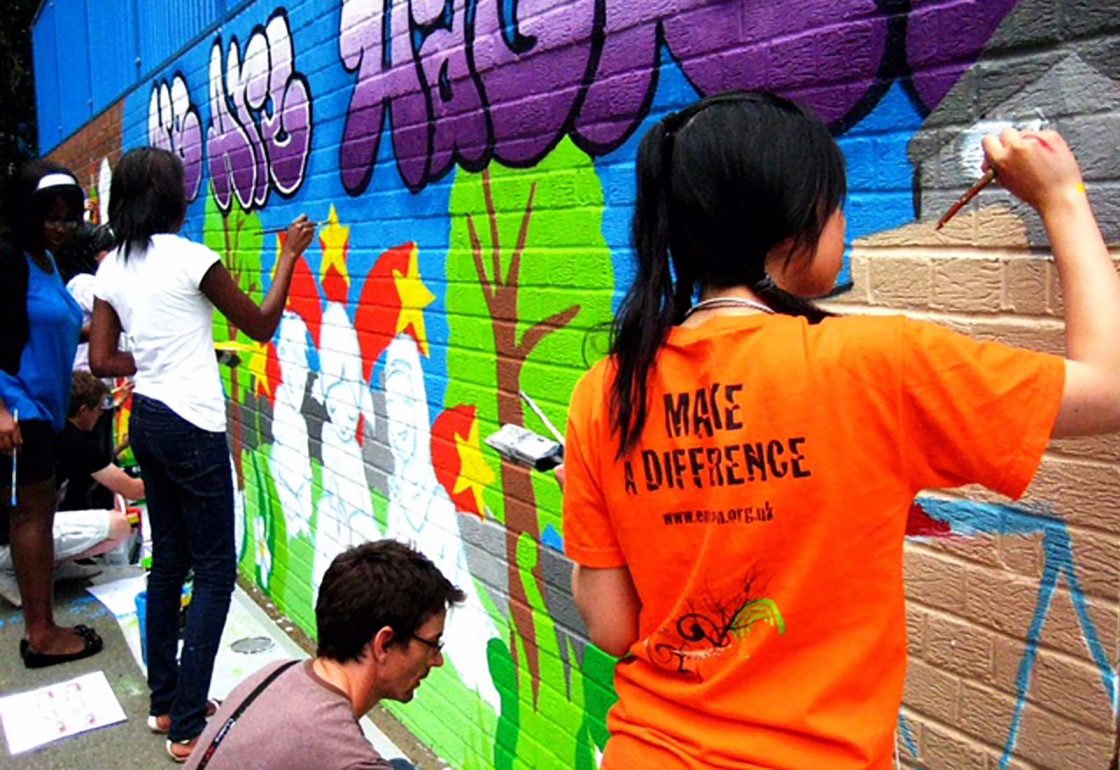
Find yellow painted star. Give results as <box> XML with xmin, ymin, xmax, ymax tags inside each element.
<box><xmin>393</xmin><ymin>243</ymin><xmax>435</xmax><ymax>356</ymax></box>
<box><xmin>244</xmin><ymin>340</ymin><xmax>273</xmax><ymax>399</ymax></box>
<box><xmin>319</xmin><ymin>204</ymin><xmax>350</xmax><ymax>287</ymax></box>
<box><xmin>452</xmin><ymin>419</ymin><xmax>495</xmax><ymax>517</ymax></box>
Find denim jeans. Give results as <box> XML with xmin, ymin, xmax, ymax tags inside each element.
<box><xmin>130</xmin><ymin>394</ymin><xmax>235</xmax><ymax>742</ymax></box>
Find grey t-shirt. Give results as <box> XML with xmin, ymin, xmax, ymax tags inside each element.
<box><xmin>183</xmin><ymin>660</ymin><xmax>393</xmax><ymax>770</ymax></box>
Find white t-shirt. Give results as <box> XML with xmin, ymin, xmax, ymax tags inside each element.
<box><xmin>94</xmin><ymin>234</ymin><xmax>226</xmax><ymax>432</ymax></box>
<box><xmin>66</xmin><ymin>272</ymin><xmax>95</xmax><ymax>372</ymax></box>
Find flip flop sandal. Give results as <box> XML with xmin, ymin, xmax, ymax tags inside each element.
<box><xmin>22</xmin><ymin>625</ymin><xmax>103</xmax><ymax>669</ymax></box>
<box><xmin>148</xmin><ymin>699</ymin><xmax>222</xmax><ymax>734</ymax></box>
<box><xmin>166</xmin><ymin>737</ymin><xmax>198</xmax><ymax>763</ymax></box>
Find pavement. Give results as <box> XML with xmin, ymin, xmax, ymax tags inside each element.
<box><xmin>0</xmin><ymin>566</ymin><xmax>422</xmax><ymax>770</ymax></box>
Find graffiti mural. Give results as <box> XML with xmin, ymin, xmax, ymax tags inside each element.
<box><xmin>148</xmin><ymin>72</ymin><xmax>204</xmax><ymax>202</ymax></box>
<box><xmin>39</xmin><ymin>0</ymin><xmax>1120</xmax><ymax>767</ymax></box>
<box><xmin>207</xmin><ymin>8</ymin><xmax>313</xmax><ymax>213</ymax></box>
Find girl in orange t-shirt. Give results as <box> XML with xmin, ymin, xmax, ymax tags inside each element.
<box><xmin>562</xmin><ymin>91</ymin><xmax>1120</xmax><ymax>769</ymax></box>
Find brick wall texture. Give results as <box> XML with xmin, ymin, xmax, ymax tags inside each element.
<box><xmin>43</xmin><ymin>1</ymin><xmax>1120</xmax><ymax>767</ymax></box>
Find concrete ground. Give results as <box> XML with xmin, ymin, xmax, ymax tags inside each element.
<box><xmin>0</xmin><ymin>572</ymin><xmax>169</xmax><ymax>769</ymax></box>
<box><xmin>0</xmin><ymin>569</ymin><xmax>440</xmax><ymax>770</ymax></box>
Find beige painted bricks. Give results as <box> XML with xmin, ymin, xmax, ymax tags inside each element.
<box><xmin>830</xmin><ymin>206</ymin><xmax>1120</xmax><ymax>770</ymax></box>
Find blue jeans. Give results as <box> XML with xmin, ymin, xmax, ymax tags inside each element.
<box><xmin>130</xmin><ymin>394</ymin><xmax>235</xmax><ymax>742</ymax></box>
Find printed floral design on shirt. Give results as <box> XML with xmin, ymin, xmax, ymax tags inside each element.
<box><xmin>644</xmin><ymin>584</ymin><xmax>786</xmax><ymax>682</ymax></box>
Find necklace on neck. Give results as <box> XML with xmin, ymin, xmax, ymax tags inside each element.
<box><xmin>684</xmin><ymin>296</ymin><xmax>775</xmax><ymax>320</ymax></box>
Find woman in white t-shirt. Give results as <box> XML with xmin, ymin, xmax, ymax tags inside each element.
<box><xmin>89</xmin><ymin>147</ymin><xmax>315</xmax><ymax>763</ymax></box>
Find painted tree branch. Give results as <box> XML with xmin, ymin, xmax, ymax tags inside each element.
<box><xmin>466</xmin><ymin>213</ymin><xmax>497</xmax><ymax>307</ymax></box>
<box><xmin>517</xmin><ymin>305</ymin><xmax>581</xmax><ymax>361</ymax></box>
<box><xmin>463</xmin><ymin>166</ymin><xmax>585</xmax><ymax>704</ymax></box>
<box><xmin>505</xmin><ymin>181</ymin><xmax>537</xmax><ymax>288</ymax></box>
<box><xmin>481</xmin><ymin>169</ymin><xmax>502</xmax><ymax>290</ymax></box>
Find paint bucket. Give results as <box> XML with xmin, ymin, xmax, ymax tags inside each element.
<box><xmin>135</xmin><ymin>590</ymin><xmax>148</xmax><ymax>666</ymax></box>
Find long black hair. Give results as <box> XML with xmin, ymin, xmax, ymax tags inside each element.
<box><xmin>108</xmin><ymin>147</ymin><xmax>187</xmax><ymax>261</ymax></box>
<box><xmin>610</xmin><ymin>91</ymin><xmax>847</xmax><ymax>458</ymax></box>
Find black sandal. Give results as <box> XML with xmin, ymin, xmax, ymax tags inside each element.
<box><xmin>20</xmin><ymin>624</ymin><xmax>103</xmax><ymax>669</ymax></box>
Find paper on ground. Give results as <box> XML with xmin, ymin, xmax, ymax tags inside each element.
<box><xmin>0</xmin><ymin>671</ymin><xmax>127</xmax><ymax>754</ymax></box>
<box><xmin>85</xmin><ymin>574</ymin><xmax>147</xmax><ymax>617</ymax></box>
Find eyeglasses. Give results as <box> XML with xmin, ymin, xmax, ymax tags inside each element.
<box><xmin>411</xmin><ymin>632</ymin><xmax>444</xmax><ymax>653</ymax></box>
<box><xmin>44</xmin><ymin>219</ymin><xmax>81</xmax><ymax>232</ymax></box>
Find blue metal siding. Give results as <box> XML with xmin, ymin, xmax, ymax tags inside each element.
<box><xmin>137</xmin><ymin>0</ymin><xmax>225</xmax><ymax>79</ymax></box>
<box><xmin>32</xmin><ymin>1</ymin><xmax>63</xmax><ymax>151</ymax></box>
<box><xmin>33</xmin><ymin>0</ymin><xmax>231</xmax><ymax>153</ymax></box>
<box><xmin>52</xmin><ymin>0</ymin><xmax>94</xmax><ymax>141</ymax></box>
<box><xmin>87</xmin><ymin>0</ymin><xmax>140</xmax><ymax>117</ymax></box>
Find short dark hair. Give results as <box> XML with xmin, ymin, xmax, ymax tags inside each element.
<box><xmin>69</xmin><ymin>371</ymin><xmax>110</xmax><ymax>417</ymax></box>
<box><xmin>0</xmin><ymin>160</ymin><xmax>84</xmax><ymax>253</ymax></box>
<box><xmin>315</xmin><ymin>540</ymin><xmax>466</xmax><ymax>663</ymax></box>
<box><xmin>108</xmin><ymin>147</ymin><xmax>187</xmax><ymax>261</ymax></box>
<box><xmin>56</xmin><ymin>223</ymin><xmax>116</xmax><ymax>283</ymax></box>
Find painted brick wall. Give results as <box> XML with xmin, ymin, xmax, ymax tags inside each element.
<box><xmin>40</xmin><ymin>1</ymin><xmax>1120</xmax><ymax>767</ymax></box>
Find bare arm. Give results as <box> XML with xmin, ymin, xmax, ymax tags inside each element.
<box><xmin>1051</xmin><ymin>194</ymin><xmax>1120</xmax><ymax>437</ymax></box>
<box><xmin>572</xmin><ymin>564</ymin><xmax>641</xmax><ymax>657</ymax></box>
<box><xmin>983</xmin><ymin>129</ymin><xmax>1120</xmax><ymax>438</ymax></box>
<box><xmin>89</xmin><ymin>298</ymin><xmax>137</xmax><ymax>377</ymax></box>
<box><xmin>200</xmin><ymin>215</ymin><xmax>316</xmax><ymax>342</ymax></box>
<box><xmin>91</xmin><ymin>464</ymin><xmax>144</xmax><ymax>501</ymax></box>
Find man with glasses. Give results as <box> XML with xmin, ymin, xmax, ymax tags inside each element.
<box><xmin>181</xmin><ymin>540</ymin><xmax>465</xmax><ymax>769</ymax></box>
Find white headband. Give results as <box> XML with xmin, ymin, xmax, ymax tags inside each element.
<box><xmin>35</xmin><ymin>173</ymin><xmax>79</xmax><ymax>192</ymax></box>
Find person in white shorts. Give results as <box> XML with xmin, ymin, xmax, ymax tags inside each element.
<box><xmin>0</xmin><ymin>372</ymin><xmax>143</xmax><ymax>606</ymax></box>
<box><xmin>0</xmin><ymin>504</ymin><xmax>131</xmax><ymax>607</ymax></box>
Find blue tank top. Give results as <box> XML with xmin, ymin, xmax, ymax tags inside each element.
<box><xmin>0</xmin><ymin>252</ymin><xmax>82</xmax><ymax>430</ymax></box>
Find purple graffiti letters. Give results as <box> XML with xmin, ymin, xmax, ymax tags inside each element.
<box><xmin>471</xmin><ymin>0</ymin><xmax>597</xmax><ymax>166</ymax></box>
<box><xmin>207</xmin><ymin>10</ymin><xmax>312</xmax><ymax>213</ymax></box>
<box><xmin>148</xmin><ymin>74</ymin><xmax>204</xmax><ymax>201</ymax></box>
<box><xmin>906</xmin><ymin>0</ymin><xmax>1019</xmax><ymax>112</ymax></box>
<box><xmin>259</xmin><ymin>15</ymin><xmax>313</xmax><ymax>195</ymax></box>
<box><xmin>415</xmin><ymin>0</ymin><xmax>489</xmax><ymax>177</ymax></box>
<box><xmin>340</xmin><ymin>0</ymin><xmax>1019</xmax><ymax>193</ymax></box>
<box><xmin>339</xmin><ymin>0</ymin><xmax>431</xmax><ymax>192</ymax></box>
<box><xmin>662</xmin><ymin>2</ymin><xmax>887</xmax><ymax>125</ymax></box>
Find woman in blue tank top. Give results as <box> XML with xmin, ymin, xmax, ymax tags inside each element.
<box><xmin>0</xmin><ymin>161</ymin><xmax>103</xmax><ymax>668</ymax></box>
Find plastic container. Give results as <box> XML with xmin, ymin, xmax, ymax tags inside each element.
<box><xmin>135</xmin><ymin>590</ymin><xmax>148</xmax><ymax>666</ymax></box>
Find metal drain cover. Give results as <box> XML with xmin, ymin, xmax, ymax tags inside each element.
<box><xmin>230</xmin><ymin>636</ymin><xmax>276</xmax><ymax>654</ymax></box>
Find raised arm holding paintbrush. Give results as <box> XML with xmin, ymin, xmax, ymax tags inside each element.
<box><xmin>88</xmin><ymin>147</ymin><xmax>315</xmax><ymax>763</ymax></box>
<box><xmin>981</xmin><ymin>127</ymin><xmax>1120</xmax><ymax>436</ymax></box>
<box><xmin>559</xmin><ymin>93</ymin><xmax>1120</xmax><ymax>770</ymax></box>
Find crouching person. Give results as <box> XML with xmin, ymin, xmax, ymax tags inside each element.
<box><xmin>182</xmin><ymin>540</ymin><xmax>465</xmax><ymax>769</ymax></box>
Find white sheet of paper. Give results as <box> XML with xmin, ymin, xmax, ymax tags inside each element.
<box><xmin>85</xmin><ymin>574</ymin><xmax>148</xmax><ymax>617</ymax></box>
<box><xmin>0</xmin><ymin>671</ymin><xmax>127</xmax><ymax>754</ymax></box>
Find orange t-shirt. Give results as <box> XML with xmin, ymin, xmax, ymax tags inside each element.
<box><xmin>563</xmin><ymin>313</ymin><xmax>1064</xmax><ymax>770</ymax></box>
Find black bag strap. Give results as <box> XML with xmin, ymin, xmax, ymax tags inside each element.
<box><xmin>195</xmin><ymin>659</ymin><xmax>300</xmax><ymax>769</ymax></box>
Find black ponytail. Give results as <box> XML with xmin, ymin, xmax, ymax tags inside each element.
<box><xmin>609</xmin><ymin>121</ymin><xmax>680</xmax><ymax>459</ymax></box>
<box><xmin>609</xmin><ymin>91</ymin><xmax>846</xmax><ymax>458</ymax></box>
